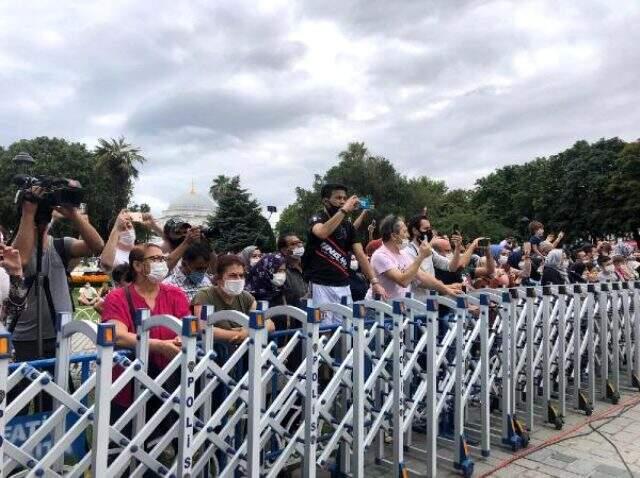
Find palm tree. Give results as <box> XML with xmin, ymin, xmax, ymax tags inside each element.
<box><xmin>94</xmin><ymin>136</ymin><xmax>146</xmax><ymax>212</ymax></box>
<box><xmin>209</xmin><ymin>175</ymin><xmax>240</xmax><ymax>202</ymax></box>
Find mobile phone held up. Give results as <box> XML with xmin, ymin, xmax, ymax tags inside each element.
<box><xmin>358</xmin><ymin>196</ymin><xmax>374</xmax><ymax>210</ymax></box>
<box><xmin>478</xmin><ymin>238</ymin><xmax>490</xmax><ymax>248</ymax></box>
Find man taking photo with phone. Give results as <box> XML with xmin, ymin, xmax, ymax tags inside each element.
<box><xmin>303</xmin><ymin>183</ymin><xmax>386</xmax><ymax>326</ymax></box>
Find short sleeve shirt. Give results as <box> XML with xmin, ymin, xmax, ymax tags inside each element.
<box><xmin>304</xmin><ymin>211</ymin><xmax>359</xmax><ymax>287</ymax></box>
<box><xmin>101</xmin><ymin>283</ymin><xmax>190</xmax><ymax>405</ymax></box>
<box><xmin>191</xmin><ymin>286</ymin><xmax>255</xmax><ymax>329</ymax></box>
<box><xmin>368</xmin><ymin>243</ymin><xmax>414</xmax><ymax>300</ymax></box>
<box><xmin>529</xmin><ymin>235</ymin><xmax>542</xmax><ymax>247</ymax></box>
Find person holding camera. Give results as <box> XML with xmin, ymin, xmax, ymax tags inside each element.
<box><xmin>303</xmin><ymin>183</ymin><xmax>386</xmax><ymax>326</ymax></box>
<box><xmin>11</xmin><ymin>191</ymin><xmax>104</xmax><ymax>356</ymax></box>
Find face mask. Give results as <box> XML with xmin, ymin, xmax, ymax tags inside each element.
<box><xmin>562</xmin><ymin>260</ymin><xmax>570</xmax><ymax>268</ymax></box>
<box><xmin>350</xmin><ymin>259</ymin><xmax>359</xmax><ymax>271</ymax></box>
<box><xmin>324</xmin><ymin>201</ymin><xmax>341</xmax><ymax>217</ymax></box>
<box><xmin>119</xmin><ymin>229</ymin><xmax>136</xmax><ymax>246</ymax></box>
<box><xmin>498</xmin><ymin>255</ymin><xmax>508</xmax><ymax>266</ymax></box>
<box><xmin>399</xmin><ymin>238</ymin><xmax>409</xmax><ymax>250</ymax></box>
<box><xmin>445</xmin><ymin>253</ymin><xmax>454</xmax><ymax>261</ymax></box>
<box><xmin>536</xmin><ymin>229</ymin><xmax>544</xmax><ymax>238</ymax></box>
<box><xmin>249</xmin><ymin>257</ymin><xmax>260</xmax><ymax>267</ymax></box>
<box><xmin>518</xmin><ymin>261</ymin><xmax>525</xmax><ymax>269</ymax></box>
<box><xmin>292</xmin><ymin>246</ymin><xmax>305</xmax><ymax>258</ymax></box>
<box><xmin>147</xmin><ymin>261</ymin><xmax>168</xmax><ymax>284</ymax></box>
<box><xmin>271</xmin><ymin>272</ymin><xmax>287</xmax><ymax>287</ymax></box>
<box><xmin>223</xmin><ymin>279</ymin><xmax>245</xmax><ymax>296</ymax></box>
<box><xmin>187</xmin><ymin>271</ymin><xmax>206</xmax><ymax>285</ymax></box>
<box><xmin>605</xmin><ymin>265</ymin><xmax>615</xmax><ymax>273</ymax></box>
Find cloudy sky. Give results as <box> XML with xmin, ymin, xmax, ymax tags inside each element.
<box><xmin>1</xmin><ymin>1</ymin><xmax>639</xmax><ymax>217</ymax></box>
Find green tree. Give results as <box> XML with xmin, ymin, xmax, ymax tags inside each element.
<box><xmin>94</xmin><ymin>136</ymin><xmax>146</xmax><ymax>222</ymax></box>
<box><xmin>207</xmin><ymin>175</ymin><xmax>275</xmax><ymax>252</ymax></box>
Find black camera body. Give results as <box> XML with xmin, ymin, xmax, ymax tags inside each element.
<box><xmin>14</xmin><ymin>174</ymin><xmax>84</xmax><ymax>224</ymax></box>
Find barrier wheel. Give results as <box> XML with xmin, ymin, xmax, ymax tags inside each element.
<box><xmin>585</xmin><ymin>405</ymin><xmax>593</xmax><ymax>416</ymax></box>
<box><xmin>461</xmin><ymin>460</ymin><xmax>474</xmax><ymax>478</ymax></box>
<box><xmin>554</xmin><ymin>417</ymin><xmax>564</xmax><ymax>430</ymax></box>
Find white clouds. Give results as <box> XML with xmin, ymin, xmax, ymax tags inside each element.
<box><xmin>1</xmin><ymin>0</ymin><xmax>639</xmax><ymax>216</ymax></box>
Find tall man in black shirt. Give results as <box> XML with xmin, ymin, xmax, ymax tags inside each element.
<box><xmin>304</xmin><ymin>183</ymin><xmax>386</xmax><ymax>325</ymax></box>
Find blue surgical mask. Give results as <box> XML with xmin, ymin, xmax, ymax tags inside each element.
<box><xmin>187</xmin><ymin>271</ymin><xmax>206</xmax><ymax>285</ymax></box>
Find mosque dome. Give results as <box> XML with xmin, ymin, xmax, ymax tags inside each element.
<box><xmin>159</xmin><ymin>183</ymin><xmax>217</xmax><ymax>227</ymax></box>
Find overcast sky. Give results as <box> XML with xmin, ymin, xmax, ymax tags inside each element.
<box><xmin>1</xmin><ymin>1</ymin><xmax>639</xmax><ymax>217</ymax></box>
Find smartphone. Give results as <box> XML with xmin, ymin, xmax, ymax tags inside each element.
<box><xmin>129</xmin><ymin>212</ymin><xmax>144</xmax><ymax>222</ymax></box>
<box><xmin>358</xmin><ymin>196</ymin><xmax>374</xmax><ymax>210</ymax></box>
<box><xmin>478</xmin><ymin>238</ymin><xmax>490</xmax><ymax>248</ymax></box>
<box><xmin>78</xmin><ymin>203</ymin><xmax>87</xmax><ymax>215</ymax></box>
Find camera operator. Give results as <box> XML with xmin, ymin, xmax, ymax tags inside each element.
<box><xmin>11</xmin><ymin>188</ymin><xmax>104</xmax><ymax>369</ymax></box>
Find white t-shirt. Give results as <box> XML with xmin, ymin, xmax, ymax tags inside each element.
<box><xmin>113</xmin><ymin>247</ymin><xmax>130</xmax><ymax>267</ymax></box>
<box><xmin>406</xmin><ymin>241</ymin><xmax>450</xmax><ymax>300</ymax></box>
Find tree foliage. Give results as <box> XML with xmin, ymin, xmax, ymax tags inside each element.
<box><xmin>0</xmin><ymin>136</ymin><xmax>144</xmax><ymax>239</ymax></box>
<box><xmin>207</xmin><ymin>175</ymin><xmax>276</xmax><ymax>253</ymax></box>
<box><xmin>278</xmin><ymin>138</ymin><xmax>639</xmax><ymax>245</ymax></box>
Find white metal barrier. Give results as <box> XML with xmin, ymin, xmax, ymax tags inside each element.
<box><xmin>1</xmin><ymin>281</ymin><xmax>640</xmax><ymax>477</ymax></box>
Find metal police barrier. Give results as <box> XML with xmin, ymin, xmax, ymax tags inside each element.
<box><xmin>2</xmin><ymin>281</ymin><xmax>640</xmax><ymax>477</ymax></box>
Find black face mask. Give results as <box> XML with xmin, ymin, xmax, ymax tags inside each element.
<box><xmin>324</xmin><ymin>201</ymin><xmax>341</xmax><ymax>217</ymax></box>
<box><xmin>419</xmin><ymin>229</ymin><xmax>433</xmax><ymax>243</ymax></box>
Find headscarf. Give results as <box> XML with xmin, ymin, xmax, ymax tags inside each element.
<box><xmin>246</xmin><ymin>253</ymin><xmax>286</xmax><ymax>302</ymax></box>
<box><xmin>240</xmin><ymin>246</ymin><xmax>258</xmax><ymax>267</ymax></box>
<box><xmin>544</xmin><ymin>249</ymin><xmax>568</xmax><ymax>283</ymax></box>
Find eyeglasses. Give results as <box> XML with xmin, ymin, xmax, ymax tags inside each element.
<box><xmin>143</xmin><ymin>255</ymin><xmax>167</xmax><ymax>263</ymax></box>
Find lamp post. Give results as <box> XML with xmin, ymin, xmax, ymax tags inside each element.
<box><xmin>12</xmin><ymin>151</ymin><xmax>35</xmax><ymax>173</ymax></box>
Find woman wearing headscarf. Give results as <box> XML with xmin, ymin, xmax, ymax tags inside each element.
<box><xmin>239</xmin><ymin>245</ymin><xmax>262</xmax><ymax>269</ymax></box>
<box><xmin>541</xmin><ymin>249</ymin><xmax>568</xmax><ymax>285</ymax></box>
<box><xmin>246</xmin><ymin>253</ymin><xmax>287</xmax><ymax>305</ymax></box>
<box><xmin>246</xmin><ymin>253</ymin><xmax>289</xmax><ymax>335</ymax></box>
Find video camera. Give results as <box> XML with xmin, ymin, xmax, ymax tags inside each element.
<box><xmin>14</xmin><ymin>174</ymin><xmax>85</xmax><ymax>224</ymax></box>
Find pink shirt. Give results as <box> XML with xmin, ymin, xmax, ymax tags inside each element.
<box><xmin>369</xmin><ymin>243</ymin><xmax>414</xmax><ymax>300</ymax></box>
<box><xmin>102</xmin><ymin>283</ymin><xmax>190</xmax><ymax>405</ymax></box>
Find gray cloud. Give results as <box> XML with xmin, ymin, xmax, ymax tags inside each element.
<box><xmin>0</xmin><ymin>0</ymin><xmax>639</xmax><ymax>215</ymax></box>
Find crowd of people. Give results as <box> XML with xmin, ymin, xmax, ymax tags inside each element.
<box><xmin>1</xmin><ymin>182</ymin><xmax>640</xmax><ymax>418</ymax></box>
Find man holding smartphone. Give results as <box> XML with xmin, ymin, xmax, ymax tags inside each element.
<box><xmin>304</xmin><ymin>183</ymin><xmax>386</xmax><ymax>326</ymax></box>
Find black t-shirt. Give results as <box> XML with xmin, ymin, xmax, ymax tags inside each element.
<box><xmin>303</xmin><ymin>210</ymin><xmax>359</xmax><ymax>287</ymax></box>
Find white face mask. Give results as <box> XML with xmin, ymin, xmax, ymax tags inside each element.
<box><xmin>223</xmin><ymin>279</ymin><xmax>245</xmax><ymax>296</ymax></box>
<box><xmin>292</xmin><ymin>246</ymin><xmax>305</xmax><ymax>258</ymax></box>
<box><xmin>399</xmin><ymin>238</ymin><xmax>409</xmax><ymax>250</ymax></box>
<box><xmin>249</xmin><ymin>257</ymin><xmax>260</xmax><ymax>267</ymax></box>
<box><xmin>119</xmin><ymin>228</ymin><xmax>136</xmax><ymax>246</ymax></box>
<box><xmin>498</xmin><ymin>255</ymin><xmax>508</xmax><ymax>266</ymax></box>
<box><xmin>271</xmin><ymin>272</ymin><xmax>287</xmax><ymax>287</ymax></box>
<box><xmin>605</xmin><ymin>265</ymin><xmax>615</xmax><ymax>273</ymax></box>
<box><xmin>147</xmin><ymin>261</ymin><xmax>168</xmax><ymax>284</ymax></box>
<box><xmin>350</xmin><ymin>259</ymin><xmax>359</xmax><ymax>271</ymax></box>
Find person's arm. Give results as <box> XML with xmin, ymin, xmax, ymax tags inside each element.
<box><xmin>458</xmin><ymin>238</ymin><xmax>482</xmax><ymax>268</ymax></box>
<box><xmin>415</xmin><ymin>269</ymin><xmax>460</xmax><ymax>296</ymax></box>
<box><xmin>56</xmin><ymin>206</ymin><xmax>104</xmax><ymax>257</ymax></box>
<box><xmin>551</xmin><ymin>231</ymin><xmax>565</xmax><ymax>248</ymax></box>
<box><xmin>353</xmin><ymin>209</ymin><xmax>369</xmax><ymax>231</ymax></box>
<box><xmin>100</xmin><ymin>211</ymin><xmax>128</xmax><ymax>272</ymax></box>
<box><xmin>141</xmin><ymin>213</ymin><xmax>164</xmax><ymax>237</ymax></box>
<box><xmin>107</xmin><ymin>319</ymin><xmax>180</xmax><ymax>358</ymax></box>
<box><xmin>12</xmin><ymin>197</ymin><xmax>38</xmax><ymax>267</ymax></box>
<box><xmin>0</xmin><ymin>246</ymin><xmax>28</xmax><ymax>316</ymax></box>
<box><xmin>167</xmin><ymin>227</ymin><xmax>201</xmax><ymax>272</ymax></box>
<box><xmin>311</xmin><ymin>196</ymin><xmax>359</xmax><ymax>240</ymax></box>
<box><xmin>353</xmin><ymin>243</ymin><xmax>386</xmax><ymax>298</ymax></box>
<box><xmin>474</xmin><ymin>246</ymin><xmax>496</xmax><ymax>278</ymax></box>
<box><xmin>447</xmin><ymin>234</ymin><xmax>463</xmax><ymax>271</ymax></box>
